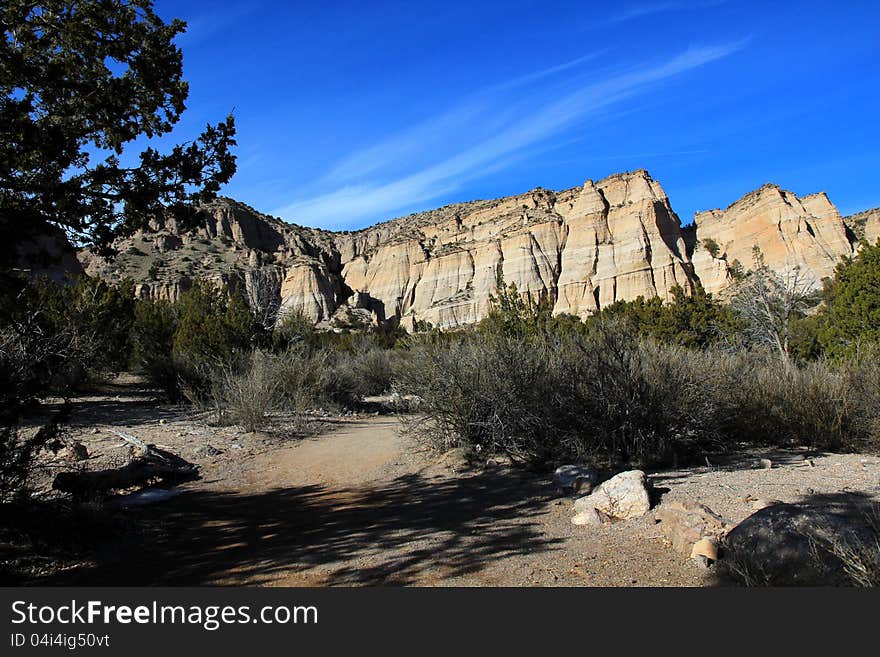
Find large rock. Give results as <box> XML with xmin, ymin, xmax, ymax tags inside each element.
<box><xmin>572</xmin><ymin>470</ymin><xmax>651</xmax><ymax>524</ymax></box>
<box><xmin>654</xmin><ymin>500</ymin><xmax>732</xmax><ymax>555</ymax></box>
<box><xmin>720</xmin><ymin>498</ymin><xmax>880</xmax><ymax>586</ymax></box>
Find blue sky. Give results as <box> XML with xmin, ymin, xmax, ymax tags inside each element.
<box><xmin>154</xmin><ymin>0</ymin><xmax>880</xmax><ymax>230</ymax></box>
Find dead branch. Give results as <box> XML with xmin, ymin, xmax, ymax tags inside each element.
<box><xmin>52</xmin><ymin>431</ymin><xmax>199</xmax><ymax>496</ymax></box>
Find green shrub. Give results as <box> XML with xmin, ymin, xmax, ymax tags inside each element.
<box><xmin>478</xmin><ymin>270</ymin><xmax>554</xmax><ymax>339</ymax></box>
<box><xmin>131</xmin><ymin>299</ymin><xmax>182</xmax><ymax>401</ymax></box>
<box><xmin>818</xmin><ymin>241</ymin><xmax>880</xmax><ymax>358</ymax></box>
<box><xmin>130</xmin><ymin>279</ymin><xmax>256</xmax><ymax>402</ymax></box>
<box><xmin>589</xmin><ymin>285</ymin><xmax>740</xmax><ymax>349</ymax></box>
<box><xmin>172</xmin><ymin>280</ymin><xmax>253</xmax><ymax>368</ymax></box>
<box><xmin>702</xmin><ymin>238</ymin><xmax>721</xmax><ymax>258</ymax></box>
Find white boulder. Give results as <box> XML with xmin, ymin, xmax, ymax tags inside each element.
<box><xmin>572</xmin><ymin>470</ymin><xmax>651</xmax><ymax>523</ymax></box>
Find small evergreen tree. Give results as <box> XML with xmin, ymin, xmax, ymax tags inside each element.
<box><xmin>131</xmin><ymin>298</ymin><xmax>180</xmax><ymax>399</ymax></box>
<box><xmin>702</xmin><ymin>238</ymin><xmax>721</xmax><ymax>258</ymax></box>
<box><xmin>172</xmin><ymin>280</ymin><xmax>253</xmax><ymax>367</ymax></box>
<box><xmin>589</xmin><ymin>284</ymin><xmax>738</xmax><ymax>348</ymax></box>
<box><xmin>1</xmin><ymin>0</ymin><xmax>237</xmax><ymax>259</ymax></box>
<box><xmin>817</xmin><ymin>241</ymin><xmax>880</xmax><ymax>357</ymax></box>
<box><xmin>480</xmin><ymin>270</ymin><xmax>553</xmax><ymax>338</ymax></box>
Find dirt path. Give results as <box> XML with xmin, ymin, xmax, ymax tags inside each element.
<box><xmin>37</xmin><ymin>384</ymin><xmax>880</xmax><ymax>587</ymax></box>
<box><xmin>243</xmin><ymin>416</ymin><xmax>410</xmax><ymax>490</ymax></box>
<box><xmin>56</xmin><ymin>411</ymin><xmax>704</xmax><ymax>587</ymax></box>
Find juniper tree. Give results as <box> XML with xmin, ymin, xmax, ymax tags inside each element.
<box><xmin>0</xmin><ymin>0</ymin><xmax>237</xmax><ymax>261</ymax></box>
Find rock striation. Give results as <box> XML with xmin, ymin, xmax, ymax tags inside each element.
<box><xmin>76</xmin><ymin>170</ymin><xmax>876</xmax><ymax>329</ymax></box>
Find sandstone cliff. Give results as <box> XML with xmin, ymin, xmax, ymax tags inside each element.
<box><xmin>690</xmin><ymin>184</ymin><xmax>856</xmax><ymax>294</ymax></box>
<box><xmin>847</xmin><ymin>208</ymin><xmax>880</xmax><ymax>246</ymax></box>
<box><xmin>76</xmin><ymin>170</ymin><xmax>876</xmax><ymax>330</ymax></box>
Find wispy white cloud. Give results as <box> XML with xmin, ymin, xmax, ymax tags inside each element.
<box><xmin>274</xmin><ymin>42</ymin><xmax>746</xmax><ymax>228</ymax></box>
<box><xmin>175</xmin><ymin>3</ymin><xmax>257</xmax><ymax>46</ymax></box>
<box><xmin>323</xmin><ymin>101</ymin><xmax>489</xmax><ymax>183</ymax></box>
<box><xmin>485</xmin><ymin>51</ymin><xmax>607</xmax><ymax>93</ymax></box>
<box><xmin>323</xmin><ymin>52</ymin><xmax>604</xmax><ymax>184</ymax></box>
<box><xmin>602</xmin><ymin>1</ymin><xmax>728</xmax><ymax>26</ymax></box>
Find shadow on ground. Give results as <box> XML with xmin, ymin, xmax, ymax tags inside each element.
<box><xmin>44</xmin><ymin>467</ymin><xmax>562</xmax><ymax>586</ymax></box>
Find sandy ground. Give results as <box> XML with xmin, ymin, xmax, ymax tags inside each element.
<box><xmin>21</xmin><ymin>379</ymin><xmax>880</xmax><ymax>587</ymax></box>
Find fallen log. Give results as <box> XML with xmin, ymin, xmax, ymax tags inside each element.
<box><xmin>53</xmin><ymin>441</ymin><xmax>199</xmax><ymax>496</ymax></box>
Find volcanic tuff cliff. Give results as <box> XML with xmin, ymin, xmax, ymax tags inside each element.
<box><xmin>78</xmin><ymin>169</ymin><xmax>876</xmax><ymax>330</ymax></box>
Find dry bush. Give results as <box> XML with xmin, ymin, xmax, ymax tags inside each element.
<box><xmin>394</xmin><ymin>322</ymin><xmax>880</xmax><ymax>466</ymax></box>
<box><xmin>198</xmin><ymin>343</ymin><xmax>396</xmax><ymax>432</ymax></box>
<box><xmin>0</xmin><ymin>329</ymin><xmax>57</xmax><ymax>500</ymax></box>
<box><xmin>218</xmin><ymin>351</ymin><xmax>281</xmax><ymax>432</ymax></box>
<box><xmin>819</xmin><ymin>507</ymin><xmax>880</xmax><ymax>587</ymax></box>
<box><xmin>396</xmin><ymin>334</ymin><xmax>561</xmax><ymax>461</ymax></box>
<box><xmin>189</xmin><ymin>349</ymin><xmax>312</xmax><ymax>431</ymax></box>
<box><xmin>395</xmin><ymin>326</ymin><xmax>722</xmax><ymax>465</ymax></box>
<box><xmin>0</xmin><ymin>426</ymin><xmax>43</xmax><ymax>503</ymax></box>
<box><xmin>266</xmin><ymin>345</ymin><xmax>360</xmax><ymax>411</ymax></box>
<box><xmin>180</xmin><ymin>362</ymin><xmax>229</xmax><ymax>424</ymax></box>
<box><xmin>842</xmin><ymin>345</ymin><xmax>880</xmax><ymax>451</ymax></box>
<box><xmin>731</xmin><ymin>263</ymin><xmax>816</xmax><ymax>364</ymax></box>
<box><xmin>347</xmin><ymin>344</ymin><xmax>399</xmax><ymax>397</ymax></box>
<box><xmin>712</xmin><ymin>351</ymin><xmax>874</xmax><ymax>452</ymax></box>
<box><xmin>564</xmin><ymin>327</ymin><xmax>722</xmax><ymax>464</ymax></box>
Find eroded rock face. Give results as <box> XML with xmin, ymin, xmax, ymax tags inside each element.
<box><xmin>847</xmin><ymin>208</ymin><xmax>880</xmax><ymax>246</ymax></box>
<box><xmin>74</xmin><ymin>170</ymin><xmax>876</xmax><ymax>329</ymax></box>
<box><xmin>554</xmin><ymin>173</ymin><xmax>694</xmax><ymax>316</ymax></box>
<box><xmin>865</xmin><ymin>211</ymin><xmax>880</xmax><ymax>245</ymax></box>
<box><xmin>279</xmin><ymin>261</ymin><xmax>337</xmax><ymax>323</ymax></box>
<box><xmin>691</xmin><ymin>185</ymin><xmax>855</xmax><ymax>294</ymax></box>
<box><xmin>329</xmin><ymin>170</ymin><xmax>698</xmax><ymax>328</ymax></box>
